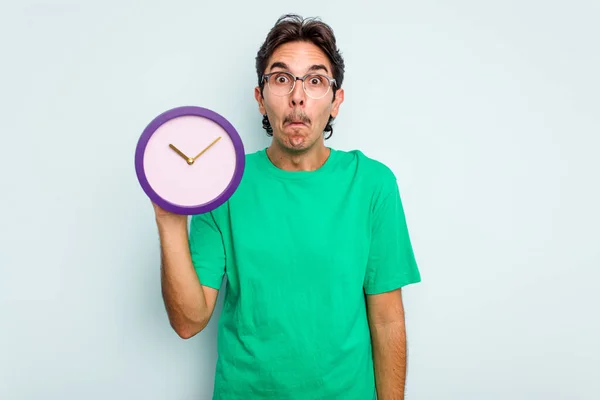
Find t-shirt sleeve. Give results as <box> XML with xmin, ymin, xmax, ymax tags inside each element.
<box><xmin>364</xmin><ymin>175</ymin><xmax>421</xmax><ymax>295</ymax></box>
<box><xmin>188</xmin><ymin>211</ymin><xmax>226</xmax><ymax>290</ymax></box>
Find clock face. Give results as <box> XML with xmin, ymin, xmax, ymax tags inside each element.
<box><xmin>135</xmin><ymin>106</ymin><xmax>245</xmax><ymax>215</ymax></box>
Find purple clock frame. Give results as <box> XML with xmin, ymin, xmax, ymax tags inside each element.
<box><xmin>134</xmin><ymin>105</ymin><xmax>246</xmax><ymax>215</ymax></box>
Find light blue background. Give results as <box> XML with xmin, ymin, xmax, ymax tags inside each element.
<box><xmin>1</xmin><ymin>1</ymin><xmax>599</xmax><ymax>399</ymax></box>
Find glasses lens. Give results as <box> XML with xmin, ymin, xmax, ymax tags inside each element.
<box><xmin>268</xmin><ymin>72</ymin><xmax>294</xmax><ymax>96</ymax></box>
<box><xmin>304</xmin><ymin>74</ymin><xmax>330</xmax><ymax>98</ymax></box>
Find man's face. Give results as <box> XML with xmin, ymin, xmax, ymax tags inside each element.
<box><xmin>255</xmin><ymin>41</ymin><xmax>344</xmax><ymax>152</ymax></box>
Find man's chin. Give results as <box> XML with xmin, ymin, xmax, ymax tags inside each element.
<box><xmin>275</xmin><ymin>134</ymin><xmax>311</xmax><ymax>153</ymax></box>
<box><xmin>288</xmin><ymin>134</ymin><xmax>307</xmax><ymax>148</ymax></box>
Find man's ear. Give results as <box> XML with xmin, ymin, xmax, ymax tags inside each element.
<box><xmin>255</xmin><ymin>86</ymin><xmax>266</xmax><ymax>115</ymax></box>
<box><xmin>330</xmin><ymin>88</ymin><xmax>344</xmax><ymax>118</ymax></box>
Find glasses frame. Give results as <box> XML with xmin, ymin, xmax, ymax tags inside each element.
<box><xmin>262</xmin><ymin>71</ymin><xmax>337</xmax><ymax>99</ymax></box>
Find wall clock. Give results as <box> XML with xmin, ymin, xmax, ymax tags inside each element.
<box><xmin>135</xmin><ymin>106</ymin><xmax>245</xmax><ymax>215</ymax></box>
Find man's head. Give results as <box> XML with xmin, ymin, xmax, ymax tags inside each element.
<box><xmin>254</xmin><ymin>14</ymin><xmax>345</xmax><ymax>153</ymax></box>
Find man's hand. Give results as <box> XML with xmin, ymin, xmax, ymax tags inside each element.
<box><xmin>152</xmin><ymin>201</ymin><xmax>187</xmax><ymax>225</ymax></box>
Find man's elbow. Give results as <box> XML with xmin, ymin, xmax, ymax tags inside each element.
<box><xmin>171</xmin><ymin>318</ymin><xmax>209</xmax><ymax>339</ymax></box>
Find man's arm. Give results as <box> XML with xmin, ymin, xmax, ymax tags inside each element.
<box><xmin>366</xmin><ymin>288</ymin><xmax>407</xmax><ymax>400</ymax></box>
<box><xmin>154</xmin><ymin>204</ymin><xmax>219</xmax><ymax>339</ymax></box>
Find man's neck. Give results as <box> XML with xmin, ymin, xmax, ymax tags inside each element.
<box><xmin>266</xmin><ymin>142</ymin><xmax>331</xmax><ymax>172</ymax></box>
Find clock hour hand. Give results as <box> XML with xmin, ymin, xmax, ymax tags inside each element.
<box><xmin>169</xmin><ymin>144</ymin><xmax>193</xmax><ymax>165</ymax></box>
<box><xmin>192</xmin><ymin>136</ymin><xmax>221</xmax><ymax>161</ymax></box>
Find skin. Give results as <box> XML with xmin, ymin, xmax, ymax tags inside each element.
<box><xmin>153</xmin><ymin>203</ymin><xmax>218</xmax><ymax>339</ymax></box>
<box><xmin>367</xmin><ymin>288</ymin><xmax>408</xmax><ymax>399</ymax></box>
<box><xmin>154</xmin><ymin>39</ymin><xmax>409</xmax><ymax>398</ymax></box>
<box><xmin>255</xmin><ymin>40</ymin><xmax>410</xmax><ymax>399</ymax></box>
<box><xmin>254</xmin><ymin>40</ymin><xmax>344</xmax><ymax>171</ymax></box>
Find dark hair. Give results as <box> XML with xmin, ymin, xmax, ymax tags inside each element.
<box><xmin>255</xmin><ymin>14</ymin><xmax>345</xmax><ymax>140</ymax></box>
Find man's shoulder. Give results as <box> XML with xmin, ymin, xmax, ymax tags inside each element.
<box><xmin>332</xmin><ymin>147</ymin><xmax>397</xmax><ymax>184</ymax></box>
<box><xmin>237</xmin><ymin>148</ymin><xmax>266</xmax><ymax>178</ymax></box>
<box><xmin>243</xmin><ymin>148</ymin><xmax>265</xmax><ymax>164</ymax></box>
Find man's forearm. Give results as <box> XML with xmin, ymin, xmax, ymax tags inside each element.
<box><xmin>157</xmin><ymin>216</ymin><xmax>209</xmax><ymax>338</ymax></box>
<box><xmin>371</xmin><ymin>320</ymin><xmax>407</xmax><ymax>399</ymax></box>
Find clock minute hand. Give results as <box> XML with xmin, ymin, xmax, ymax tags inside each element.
<box><xmin>192</xmin><ymin>136</ymin><xmax>222</xmax><ymax>161</ymax></box>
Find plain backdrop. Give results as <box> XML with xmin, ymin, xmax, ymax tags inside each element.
<box><xmin>1</xmin><ymin>1</ymin><xmax>599</xmax><ymax>399</ymax></box>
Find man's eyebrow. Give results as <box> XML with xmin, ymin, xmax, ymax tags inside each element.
<box><xmin>307</xmin><ymin>64</ymin><xmax>329</xmax><ymax>74</ymax></box>
<box><xmin>268</xmin><ymin>62</ymin><xmax>330</xmax><ymax>74</ymax></box>
<box><xmin>269</xmin><ymin>61</ymin><xmax>289</xmax><ymax>71</ymax></box>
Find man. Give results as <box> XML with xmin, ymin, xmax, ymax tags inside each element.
<box><xmin>153</xmin><ymin>14</ymin><xmax>421</xmax><ymax>400</ymax></box>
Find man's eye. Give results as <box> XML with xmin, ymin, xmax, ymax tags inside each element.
<box><xmin>308</xmin><ymin>76</ymin><xmax>324</xmax><ymax>85</ymax></box>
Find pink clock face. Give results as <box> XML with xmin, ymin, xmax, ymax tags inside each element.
<box><xmin>143</xmin><ymin>115</ymin><xmax>237</xmax><ymax>207</ymax></box>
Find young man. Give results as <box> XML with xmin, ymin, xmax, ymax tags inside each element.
<box><xmin>153</xmin><ymin>14</ymin><xmax>421</xmax><ymax>400</ymax></box>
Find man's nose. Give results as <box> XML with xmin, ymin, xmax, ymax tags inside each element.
<box><xmin>290</xmin><ymin>78</ymin><xmax>305</xmax><ymax>106</ymax></box>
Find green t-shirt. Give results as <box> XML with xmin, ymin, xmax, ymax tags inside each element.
<box><xmin>189</xmin><ymin>147</ymin><xmax>421</xmax><ymax>399</ymax></box>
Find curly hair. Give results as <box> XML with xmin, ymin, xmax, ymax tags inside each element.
<box><xmin>255</xmin><ymin>14</ymin><xmax>345</xmax><ymax>140</ymax></box>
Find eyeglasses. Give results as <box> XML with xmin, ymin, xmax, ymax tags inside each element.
<box><xmin>262</xmin><ymin>71</ymin><xmax>337</xmax><ymax>99</ymax></box>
